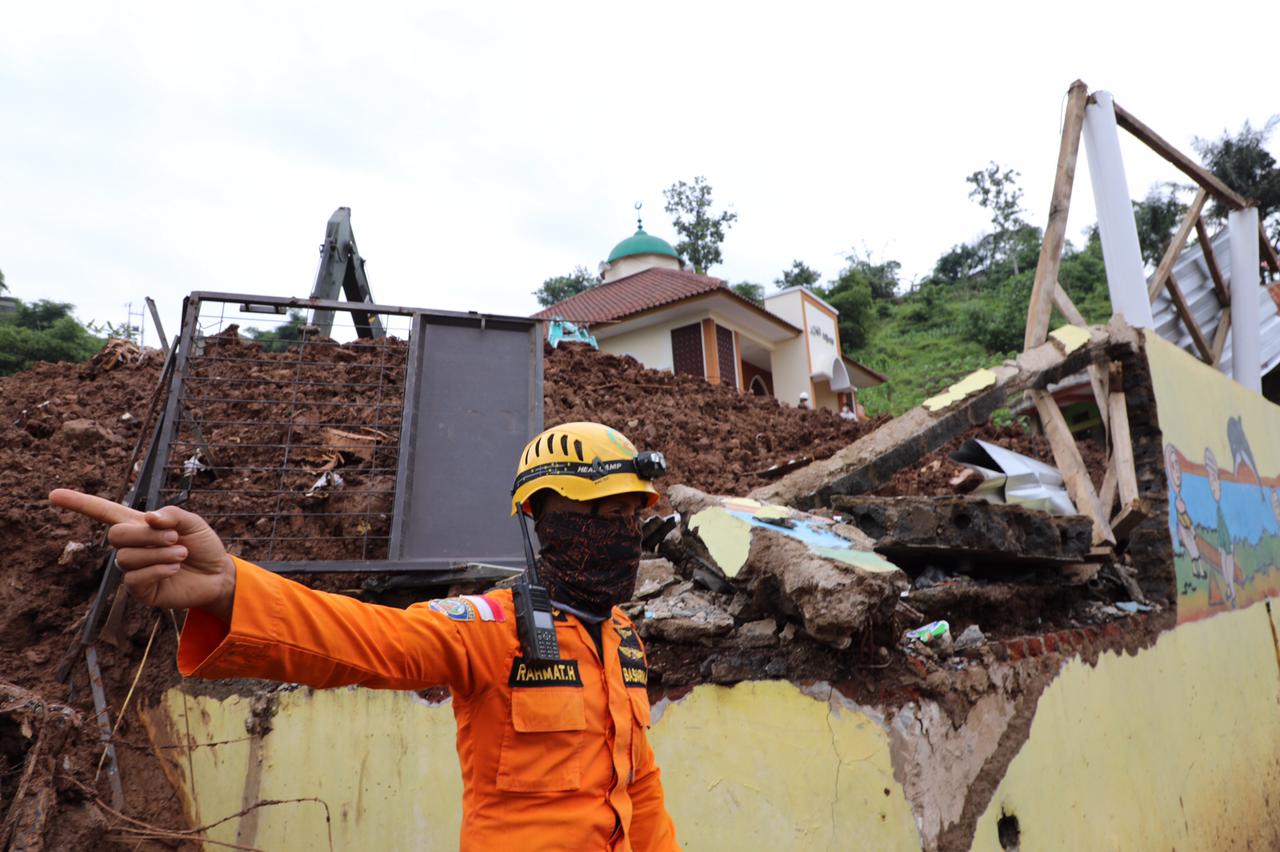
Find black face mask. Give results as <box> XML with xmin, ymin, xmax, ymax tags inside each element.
<box><xmin>534</xmin><ymin>511</ymin><xmax>642</xmax><ymax>617</ymax></box>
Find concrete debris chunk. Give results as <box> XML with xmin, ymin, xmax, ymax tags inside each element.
<box><xmin>953</xmin><ymin>624</ymin><xmax>986</xmax><ymax>651</ymax></box>
<box><xmin>639</xmin><ymin>586</ymin><xmax>735</xmax><ymax>643</ymax></box>
<box><xmin>57</xmin><ymin>541</ymin><xmax>87</xmax><ymax>566</ymax></box>
<box><xmin>666</xmin><ymin>485</ymin><xmax>907</xmax><ymax>649</ymax></box>
<box><xmin>634</xmin><ymin>557</ymin><xmax>679</xmax><ymax>599</ymax></box>
<box><xmin>731</xmin><ymin>618</ymin><xmax>778</xmax><ymax>648</ymax></box>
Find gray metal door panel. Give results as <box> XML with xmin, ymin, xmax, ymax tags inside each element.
<box><xmin>389</xmin><ymin>314</ymin><xmax>543</xmax><ymax>565</ymax></box>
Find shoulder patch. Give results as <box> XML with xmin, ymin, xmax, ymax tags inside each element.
<box><xmin>428</xmin><ymin>598</ymin><xmax>475</xmax><ymax>621</ymax></box>
<box><xmin>459</xmin><ymin>594</ymin><xmax>506</xmax><ymax>622</ymax></box>
<box><xmin>508</xmin><ymin>657</ymin><xmax>583</xmax><ymax>688</ymax></box>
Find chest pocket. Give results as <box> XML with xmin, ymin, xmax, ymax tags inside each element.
<box><xmin>497</xmin><ymin>688</ymin><xmax>587</xmax><ymax>792</ymax></box>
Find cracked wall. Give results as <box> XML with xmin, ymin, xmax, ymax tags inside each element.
<box><xmin>147</xmin><ymin>606</ymin><xmax>1280</xmax><ymax>851</ymax></box>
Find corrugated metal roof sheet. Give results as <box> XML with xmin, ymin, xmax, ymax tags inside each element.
<box><xmin>1148</xmin><ymin>227</ymin><xmax>1280</xmax><ymax>379</ymax></box>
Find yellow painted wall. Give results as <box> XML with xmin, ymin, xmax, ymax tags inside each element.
<box><xmin>971</xmin><ymin>601</ymin><xmax>1280</xmax><ymax>851</ymax></box>
<box><xmin>152</xmin><ymin>687</ymin><xmax>463</xmax><ymax>850</ymax></box>
<box><xmin>152</xmin><ymin>599</ymin><xmax>1280</xmax><ymax>850</ymax></box>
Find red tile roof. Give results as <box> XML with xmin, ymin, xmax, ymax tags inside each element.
<box><xmin>532</xmin><ymin>267</ymin><xmax>729</xmax><ymax>323</ymax></box>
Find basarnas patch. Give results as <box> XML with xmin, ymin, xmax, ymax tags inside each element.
<box><xmin>428</xmin><ymin>598</ymin><xmax>475</xmax><ymax>621</ymax></box>
<box><xmin>616</xmin><ymin>630</ymin><xmax>648</xmax><ymax>688</ymax></box>
<box><xmin>508</xmin><ymin>657</ymin><xmax>583</xmax><ymax>688</ymax></box>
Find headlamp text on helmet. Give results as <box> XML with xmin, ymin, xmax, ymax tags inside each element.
<box><xmin>511</xmin><ymin>422</ymin><xmax>662</xmax><ymax>516</ymax></box>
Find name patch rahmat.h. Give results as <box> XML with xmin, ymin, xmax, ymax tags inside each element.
<box><xmin>508</xmin><ymin>658</ymin><xmax>583</xmax><ymax>688</ymax></box>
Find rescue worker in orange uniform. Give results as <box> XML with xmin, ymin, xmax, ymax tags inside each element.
<box><xmin>50</xmin><ymin>422</ymin><xmax>681</xmax><ymax>851</ymax></box>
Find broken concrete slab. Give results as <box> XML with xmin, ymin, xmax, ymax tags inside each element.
<box><xmin>831</xmin><ymin>495</ymin><xmax>1094</xmax><ymax>567</ymax></box>
<box><xmin>665</xmin><ymin>485</ymin><xmax>908</xmax><ymax>649</ymax></box>
<box><xmin>635</xmin><ymin>585</ymin><xmax>735</xmax><ymax>643</ymax></box>
<box><xmin>750</xmin><ymin>325</ymin><xmax>1115</xmax><ymax>510</ymax></box>
<box><xmin>634</xmin><ymin>557</ymin><xmax>679</xmax><ymax>599</ymax></box>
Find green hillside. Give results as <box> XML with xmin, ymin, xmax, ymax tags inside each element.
<box><xmin>850</xmin><ymin>233</ymin><xmax>1113</xmax><ymax>417</ymax></box>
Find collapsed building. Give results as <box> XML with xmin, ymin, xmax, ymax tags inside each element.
<box><xmin>4</xmin><ymin>81</ymin><xmax>1280</xmax><ymax>851</ymax></box>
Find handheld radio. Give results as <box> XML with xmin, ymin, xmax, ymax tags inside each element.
<box><xmin>513</xmin><ymin>512</ymin><xmax>560</xmax><ymax>662</ymax></box>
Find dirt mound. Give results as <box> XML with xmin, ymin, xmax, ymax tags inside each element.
<box><xmin>543</xmin><ymin>343</ymin><xmax>884</xmax><ymax>502</ymax></box>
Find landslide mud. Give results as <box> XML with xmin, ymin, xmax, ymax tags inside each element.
<box><xmin>1</xmin><ymin>332</ymin><xmax>1171</xmax><ymax>850</ymax></box>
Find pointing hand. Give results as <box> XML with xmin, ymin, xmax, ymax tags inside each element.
<box><xmin>49</xmin><ymin>489</ymin><xmax>236</xmax><ymax>623</ymax></box>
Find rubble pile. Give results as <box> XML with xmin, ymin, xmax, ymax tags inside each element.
<box><xmin>0</xmin><ymin>323</ymin><xmax>1175</xmax><ymax>848</ymax></box>
<box><xmin>629</xmin><ymin>327</ymin><xmax>1173</xmax><ymax>701</ymax></box>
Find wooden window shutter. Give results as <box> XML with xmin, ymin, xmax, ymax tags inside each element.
<box><xmin>715</xmin><ymin>326</ymin><xmax>736</xmax><ymax>387</ymax></box>
<box><xmin>671</xmin><ymin>323</ymin><xmax>704</xmax><ymax>378</ymax></box>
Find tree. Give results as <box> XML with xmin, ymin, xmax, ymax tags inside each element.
<box><xmin>0</xmin><ymin>299</ymin><xmax>102</xmax><ymax>376</ymax></box>
<box><xmin>815</xmin><ymin>252</ymin><xmax>897</xmax><ymax>351</ymax></box>
<box><xmin>730</xmin><ymin>281</ymin><xmax>765</xmax><ymax>306</ymax></box>
<box><xmin>1193</xmin><ymin>117</ymin><xmax>1280</xmax><ymax>242</ymax></box>
<box><xmin>831</xmin><ymin>251</ymin><xmax>900</xmax><ymax>301</ymax></box>
<box><xmin>245</xmin><ymin>310</ymin><xmax>307</xmax><ymax>353</ymax></box>
<box><xmin>774</xmin><ymin>260</ymin><xmax>820</xmax><ymax>290</ymax></box>
<box><xmin>533</xmin><ymin>266</ymin><xmax>598</xmax><ymax>309</ymax></box>
<box><xmin>966</xmin><ymin>161</ymin><xmax>1027</xmax><ymax>273</ymax></box>
<box><xmin>662</xmin><ymin>177</ymin><xmax>738</xmax><ymax>274</ymax></box>
<box><xmin>1131</xmin><ymin>184</ymin><xmax>1188</xmax><ymax>267</ymax></box>
<box><xmin>0</xmin><ymin>268</ymin><xmax>6</xmax><ymax>293</ymax></box>
<box><xmin>929</xmin><ymin>242</ymin><xmax>984</xmax><ymax>286</ymax></box>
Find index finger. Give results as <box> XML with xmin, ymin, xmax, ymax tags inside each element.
<box><xmin>49</xmin><ymin>489</ymin><xmax>147</xmax><ymax>525</ymax></box>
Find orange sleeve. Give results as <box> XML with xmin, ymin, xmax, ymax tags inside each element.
<box><xmin>177</xmin><ymin>557</ymin><xmax>476</xmax><ymax>695</ymax></box>
<box><xmin>628</xmin><ymin>727</ymin><xmax>679</xmax><ymax>852</ymax></box>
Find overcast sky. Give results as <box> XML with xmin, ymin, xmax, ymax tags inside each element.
<box><xmin>2</xmin><ymin>1</ymin><xmax>1276</xmax><ymax>340</ymax></box>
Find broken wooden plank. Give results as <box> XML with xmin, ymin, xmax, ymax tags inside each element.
<box><xmin>1030</xmin><ymin>389</ymin><xmax>1115</xmax><ymax>545</ymax></box>
<box><xmin>1113</xmin><ymin>103</ymin><xmax>1251</xmax><ymax>209</ymax></box>
<box><xmin>1110</xmin><ymin>499</ymin><xmax>1152</xmax><ymax>540</ymax></box>
<box><xmin>1211</xmin><ymin>309</ymin><xmax>1232</xmax><ymax>366</ymax></box>
<box><xmin>1261</xmin><ymin>219</ymin><xmax>1280</xmax><ymax>274</ymax></box>
<box><xmin>1025</xmin><ymin>80</ymin><xmax>1088</xmax><ymax>350</ymax></box>
<box><xmin>752</xmin><ymin>326</ymin><xmax>1113</xmax><ymax>509</ymax></box>
<box><xmin>1106</xmin><ymin>365</ymin><xmax>1139</xmax><ymax>507</ymax></box>
<box><xmin>1053</xmin><ymin>281</ymin><xmax>1087</xmax><ymax>327</ymax></box>
<box><xmin>1166</xmin><ymin>271</ymin><xmax>1215</xmax><ymax>362</ymax></box>
<box><xmin>1195</xmin><ymin>216</ymin><xmax>1231</xmax><ymax>306</ymax></box>
<box><xmin>1148</xmin><ymin>188</ymin><xmax>1208</xmax><ymax>302</ymax></box>
<box><xmin>1088</xmin><ymin>359</ymin><xmax>1111</xmax><ymax>438</ymax></box>
<box><xmin>831</xmin><ymin>495</ymin><xmax>1094</xmax><ymax>566</ymax></box>
<box><xmin>1099</xmin><ymin>452</ymin><xmax>1118</xmax><ymax>519</ymax></box>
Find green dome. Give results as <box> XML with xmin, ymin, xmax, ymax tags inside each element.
<box><xmin>607</xmin><ymin>228</ymin><xmax>680</xmax><ymax>263</ymax></box>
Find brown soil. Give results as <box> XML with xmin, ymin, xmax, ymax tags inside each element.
<box><xmin>543</xmin><ymin>343</ymin><xmax>885</xmax><ymax>503</ymax></box>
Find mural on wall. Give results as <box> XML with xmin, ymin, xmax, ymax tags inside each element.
<box><xmin>1146</xmin><ymin>334</ymin><xmax>1280</xmax><ymax>623</ymax></box>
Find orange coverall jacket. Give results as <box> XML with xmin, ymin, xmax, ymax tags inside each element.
<box><xmin>177</xmin><ymin>557</ymin><xmax>680</xmax><ymax>852</ymax></box>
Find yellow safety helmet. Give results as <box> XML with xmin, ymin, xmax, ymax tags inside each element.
<box><xmin>511</xmin><ymin>422</ymin><xmax>665</xmax><ymax>516</ymax></box>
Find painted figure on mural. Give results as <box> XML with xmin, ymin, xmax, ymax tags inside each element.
<box><xmin>1227</xmin><ymin>415</ymin><xmax>1268</xmax><ymax>506</ymax></box>
<box><xmin>1165</xmin><ymin>444</ymin><xmax>1206</xmax><ymax>581</ymax></box>
<box><xmin>1204</xmin><ymin>448</ymin><xmax>1245</xmax><ymax>608</ymax></box>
